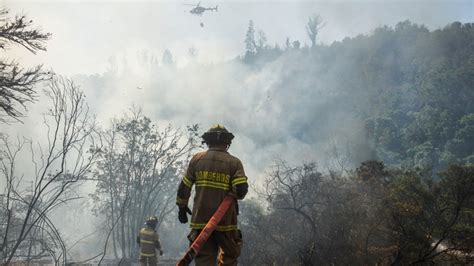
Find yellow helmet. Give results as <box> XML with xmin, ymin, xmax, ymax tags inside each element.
<box><xmin>146</xmin><ymin>216</ymin><xmax>158</xmax><ymax>226</ymax></box>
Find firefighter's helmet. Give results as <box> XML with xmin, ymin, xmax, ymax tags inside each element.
<box><xmin>202</xmin><ymin>124</ymin><xmax>234</xmax><ymax>145</ymax></box>
<box><xmin>146</xmin><ymin>216</ymin><xmax>158</xmax><ymax>227</ymax></box>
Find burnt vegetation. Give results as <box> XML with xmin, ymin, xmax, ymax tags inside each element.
<box><xmin>0</xmin><ymin>8</ymin><xmax>473</xmax><ymax>265</ymax></box>
<box><xmin>239</xmin><ymin>19</ymin><xmax>474</xmax><ymax>265</ymax></box>
<box><xmin>240</xmin><ymin>161</ymin><xmax>474</xmax><ymax>265</ymax></box>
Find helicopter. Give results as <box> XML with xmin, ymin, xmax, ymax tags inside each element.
<box><xmin>185</xmin><ymin>2</ymin><xmax>218</xmax><ymax>16</ymax></box>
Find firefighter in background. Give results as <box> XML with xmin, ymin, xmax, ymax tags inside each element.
<box><xmin>176</xmin><ymin>124</ymin><xmax>249</xmax><ymax>266</ymax></box>
<box><xmin>137</xmin><ymin>216</ymin><xmax>163</xmax><ymax>266</ymax></box>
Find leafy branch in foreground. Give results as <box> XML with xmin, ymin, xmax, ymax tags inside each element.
<box><xmin>0</xmin><ymin>8</ymin><xmax>51</xmax><ymax>122</ymax></box>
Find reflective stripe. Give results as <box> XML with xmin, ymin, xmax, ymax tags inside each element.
<box><xmin>195</xmin><ymin>180</ymin><xmax>229</xmax><ymax>187</ymax></box>
<box><xmin>182</xmin><ymin>176</ymin><xmax>193</xmax><ymax>188</ymax></box>
<box><xmin>190</xmin><ymin>223</ymin><xmax>205</xmax><ymax>228</ymax></box>
<box><xmin>190</xmin><ymin>223</ymin><xmax>238</xmax><ymax>231</ymax></box>
<box><xmin>140</xmin><ymin>239</ymin><xmax>154</xmax><ymax>244</ymax></box>
<box><xmin>140</xmin><ymin>252</ymin><xmax>156</xmax><ymax>257</ymax></box>
<box><xmin>140</xmin><ymin>229</ymin><xmax>155</xmax><ymax>236</ymax></box>
<box><xmin>216</xmin><ymin>225</ymin><xmax>238</xmax><ymax>231</ymax></box>
<box><xmin>232</xmin><ymin>177</ymin><xmax>247</xmax><ymax>186</ymax></box>
<box><xmin>196</xmin><ymin>183</ymin><xmax>229</xmax><ymax>190</ymax></box>
<box><xmin>195</xmin><ymin>181</ymin><xmax>230</xmax><ymax>191</ymax></box>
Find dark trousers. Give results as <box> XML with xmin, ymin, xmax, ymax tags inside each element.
<box><xmin>139</xmin><ymin>255</ymin><xmax>157</xmax><ymax>266</ymax></box>
<box><xmin>190</xmin><ymin>230</ymin><xmax>243</xmax><ymax>266</ymax></box>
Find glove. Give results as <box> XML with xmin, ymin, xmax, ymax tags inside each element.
<box><xmin>235</xmin><ymin>183</ymin><xmax>248</xmax><ymax>199</ymax></box>
<box><xmin>160</xmin><ymin>250</ymin><xmax>163</xmax><ymax>256</ymax></box>
<box><xmin>178</xmin><ymin>206</ymin><xmax>192</xmax><ymax>224</ymax></box>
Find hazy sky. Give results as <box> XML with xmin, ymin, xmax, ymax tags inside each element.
<box><xmin>4</xmin><ymin>0</ymin><xmax>473</xmax><ymax>177</ymax></box>
<box><xmin>2</xmin><ymin>1</ymin><xmax>472</xmax><ymax>259</ymax></box>
<box><xmin>6</xmin><ymin>0</ymin><xmax>473</xmax><ymax>75</ymax></box>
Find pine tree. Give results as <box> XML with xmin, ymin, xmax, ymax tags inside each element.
<box><xmin>244</xmin><ymin>20</ymin><xmax>256</xmax><ymax>54</ymax></box>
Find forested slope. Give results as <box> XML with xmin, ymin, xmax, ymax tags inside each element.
<box><xmin>242</xmin><ymin>21</ymin><xmax>474</xmax><ymax>171</ymax></box>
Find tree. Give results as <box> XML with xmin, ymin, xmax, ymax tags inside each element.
<box><xmin>239</xmin><ymin>199</ymin><xmax>282</xmax><ymax>265</ymax></box>
<box><xmin>0</xmin><ymin>8</ymin><xmax>51</xmax><ymax>122</ymax></box>
<box><xmin>188</xmin><ymin>46</ymin><xmax>198</xmax><ymax>58</ymax></box>
<box><xmin>162</xmin><ymin>49</ymin><xmax>174</xmax><ymax>66</ymax></box>
<box><xmin>0</xmin><ymin>75</ymin><xmax>101</xmax><ymax>264</ymax></box>
<box><xmin>256</xmin><ymin>30</ymin><xmax>267</xmax><ymax>52</ymax></box>
<box><xmin>244</xmin><ymin>20</ymin><xmax>256</xmax><ymax>55</ymax></box>
<box><xmin>240</xmin><ymin>159</ymin><xmax>474</xmax><ymax>265</ymax></box>
<box><xmin>306</xmin><ymin>14</ymin><xmax>324</xmax><ymax>48</ymax></box>
<box><xmin>91</xmin><ymin>110</ymin><xmax>198</xmax><ymax>261</ymax></box>
<box><xmin>247</xmin><ymin>160</ymin><xmax>366</xmax><ymax>265</ymax></box>
<box><xmin>385</xmin><ymin>165</ymin><xmax>474</xmax><ymax>264</ymax></box>
<box><xmin>285</xmin><ymin>37</ymin><xmax>290</xmax><ymax>50</ymax></box>
<box><xmin>292</xmin><ymin>40</ymin><xmax>300</xmax><ymax>49</ymax></box>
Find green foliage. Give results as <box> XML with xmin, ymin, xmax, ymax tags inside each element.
<box><xmin>446</xmin><ymin>113</ymin><xmax>474</xmax><ymax>164</ymax></box>
<box><xmin>242</xmin><ymin>21</ymin><xmax>474</xmax><ymax>171</ymax></box>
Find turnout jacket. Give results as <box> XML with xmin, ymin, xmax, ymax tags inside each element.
<box><xmin>176</xmin><ymin>147</ymin><xmax>248</xmax><ymax>231</ymax></box>
<box><xmin>137</xmin><ymin>226</ymin><xmax>161</xmax><ymax>257</ymax></box>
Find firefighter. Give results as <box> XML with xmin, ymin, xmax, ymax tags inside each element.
<box><xmin>137</xmin><ymin>216</ymin><xmax>163</xmax><ymax>266</ymax></box>
<box><xmin>176</xmin><ymin>124</ymin><xmax>249</xmax><ymax>266</ymax></box>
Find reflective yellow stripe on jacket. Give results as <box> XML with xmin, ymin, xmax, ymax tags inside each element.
<box><xmin>195</xmin><ymin>180</ymin><xmax>230</xmax><ymax>191</ymax></box>
<box><xmin>190</xmin><ymin>222</ymin><xmax>238</xmax><ymax>231</ymax></box>
<box><xmin>139</xmin><ymin>228</ymin><xmax>158</xmax><ymax>256</ymax></box>
<box><xmin>140</xmin><ymin>229</ymin><xmax>155</xmax><ymax>236</ymax></box>
<box><xmin>140</xmin><ymin>239</ymin><xmax>154</xmax><ymax>244</ymax></box>
<box><xmin>232</xmin><ymin>176</ymin><xmax>247</xmax><ymax>186</ymax></box>
<box><xmin>182</xmin><ymin>176</ymin><xmax>193</xmax><ymax>188</ymax></box>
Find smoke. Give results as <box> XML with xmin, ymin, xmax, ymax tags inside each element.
<box><xmin>5</xmin><ymin>42</ymin><xmax>373</xmax><ymax>260</ymax></box>
<box><xmin>68</xmin><ymin>51</ymin><xmax>361</xmax><ymax>179</ymax></box>
<box><xmin>2</xmin><ymin>0</ymin><xmax>472</xmax><ymax>261</ymax></box>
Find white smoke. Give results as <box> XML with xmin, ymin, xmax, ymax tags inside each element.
<box><xmin>2</xmin><ymin>0</ymin><xmax>471</xmax><ymax>261</ymax></box>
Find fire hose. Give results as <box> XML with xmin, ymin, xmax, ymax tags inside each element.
<box><xmin>176</xmin><ymin>195</ymin><xmax>234</xmax><ymax>266</ymax></box>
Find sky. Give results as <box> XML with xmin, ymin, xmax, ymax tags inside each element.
<box><xmin>2</xmin><ymin>0</ymin><xmax>473</xmax><ymax>260</ymax></box>
<box><xmin>3</xmin><ymin>0</ymin><xmax>473</xmax><ymax>184</ymax></box>
<box><xmin>5</xmin><ymin>0</ymin><xmax>474</xmax><ymax>75</ymax></box>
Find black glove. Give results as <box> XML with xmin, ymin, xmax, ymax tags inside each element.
<box><xmin>178</xmin><ymin>206</ymin><xmax>192</xmax><ymax>224</ymax></box>
<box><xmin>235</xmin><ymin>183</ymin><xmax>248</xmax><ymax>199</ymax></box>
<box><xmin>159</xmin><ymin>250</ymin><xmax>163</xmax><ymax>256</ymax></box>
